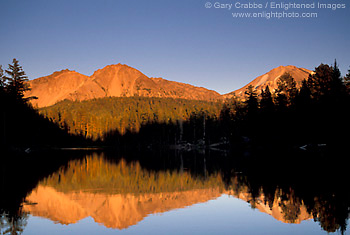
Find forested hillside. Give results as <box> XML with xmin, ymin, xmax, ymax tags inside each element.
<box><xmin>41</xmin><ymin>97</ymin><xmax>221</xmax><ymax>140</ymax></box>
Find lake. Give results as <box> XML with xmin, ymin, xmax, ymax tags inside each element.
<box><xmin>1</xmin><ymin>149</ymin><xmax>349</xmax><ymax>234</ymax></box>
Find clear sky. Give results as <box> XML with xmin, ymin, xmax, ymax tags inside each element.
<box><xmin>0</xmin><ymin>0</ymin><xmax>349</xmax><ymax>94</ymax></box>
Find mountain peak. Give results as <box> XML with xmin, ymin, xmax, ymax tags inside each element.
<box><xmin>37</xmin><ymin>69</ymin><xmax>73</xmax><ymax>79</ymax></box>
<box><xmin>100</xmin><ymin>63</ymin><xmax>127</xmax><ymax>69</ymax></box>
<box><xmin>278</xmin><ymin>65</ymin><xmax>297</xmax><ymax>68</ymax></box>
<box><xmin>90</xmin><ymin>63</ymin><xmax>143</xmax><ymax>78</ymax></box>
<box><xmin>99</xmin><ymin>63</ymin><xmax>135</xmax><ymax>70</ymax></box>
<box><xmin>223</xmin><ymin>65</ymin><xmax>312</xmax><ymax>99</ymax></box>
<box><xmin>268</xmin><ymin>65</ymin><xmax>304</xmax><ymax>74</ymax></box>
<box><xmin>273</xmin><ymin>65</ymin><xmax>298</xmax><ymax>71</ymax></box>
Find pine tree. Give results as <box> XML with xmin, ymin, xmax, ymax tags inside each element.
<box><xmin>0</xmin><ymin>65</ymin><xmax>5</xmax><ymax>89</ymax></box>
<box><xmin>244</xmin><ymin>85</ymin><xmax>259</xmax><ymax>115</ymax></box>
<box><xmin>243</xmin><ymin>85</ymin><xmax>259</xmax><ymax>137</ymax></box>
<box><xmin>275</xmin><ymin>91</ymin><xmax>287</xmax><ymax>109</ymax></box>
<box><xmin>307</xmin><ymin>63</ymin><xmax>333</xmax><ymax>99</ymax></box>
<box><xmin>4</xmin><ymin>58</ymin><xmax>30</xmax><ymax>101</ymax></box>
<box><xmin>275</xmin><ymin>72</ymin><xmax>297</xmax><ymax>106</ymax></box>
<box><xmin>345</xmin><ymin>66</ymin><xmax>350</xmax><ymax>92</ymax></box>
<box><xmin>307</xmin><ymin>62</ymin><xmax>345</xmax><ymax>102</ymax></box>
<box><xmin>260</xmin><ymin>85</ymin><xmax>274</xmax><ymax>112</ymax></box>
<box><xmin>330</xmin><ymin>59</ymin><xmax>345</xmax><ymax>98</ymax></box>
<box><xmin>296</xmin><ymin>79</ymin><xmax>312</xmax><ymax>107</ymax></box>
<box><xmin>332</xmin><ymin>59</ymin><xmax>341</xmax><ymax>82</ymax></box>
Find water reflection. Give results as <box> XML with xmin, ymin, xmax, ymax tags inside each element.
<box><xmin>1</xmin><ymin>150</ymin><xmax>349</xmax><ymax>234</ymax></box>
<box><xmin>0</xmin><ymin>212</ymin><xmax>28</xmax><ymax>235</ymax></box>
<box><xmin>23</xmin><ymin>154</ymin><xmax>224</xmax><ymax>229</ymax></box>
<box><xmin>226</xmin><ymin>186</ymin><xmax>312</xmax><ymax>224</ymax></box>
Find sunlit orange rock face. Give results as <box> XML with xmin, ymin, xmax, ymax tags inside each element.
<box><xmin>25</xmin><ymin>64</ymin><xmax>222</xmax><ymax>108</ymax></box>
<box><xmin>223</xmin><ymin>65</ymin><xmax>313</xmax><ymax>99</ymax></box>
<box><xmin>23</xmin><ymin>186</ymin><xmax>222</xmax><ymax>229</ymax></box>
<box><xmin>25</xmin><ymin>70</ymin><xmax>91</xmax><ymax>108</ymax></box>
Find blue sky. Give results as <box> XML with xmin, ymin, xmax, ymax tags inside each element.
<box><xmin>0</xmin><ymin>0</ymin><xmax>349</xmax><ymax>94</ymax></box>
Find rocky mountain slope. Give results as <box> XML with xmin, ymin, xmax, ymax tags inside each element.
<box><xmin>25</xmin><ymin>64</ymin><xmax>221</xmax><ymax>108</ymax></box>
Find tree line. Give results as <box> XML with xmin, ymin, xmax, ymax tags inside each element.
<box><xmin>41</xmin><ymin>97</ymin><xmax>222</xmax><ymax>142</ymax></box>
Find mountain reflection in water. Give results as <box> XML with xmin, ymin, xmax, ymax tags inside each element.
<box><xmin>23</xmin><ymin>155</ymin><xmax>224</xmax><ymax>229</ymax></box>
<box><xmin>1</xmin><ymin>150</ymin><xmax>349</xmax><ymax>234</ymax></box>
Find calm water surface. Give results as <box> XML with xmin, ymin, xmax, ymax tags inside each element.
<box><xmin>1</xmin><ymin>150</ymin><xmax>349</xmax><ymax>234</ymax></box>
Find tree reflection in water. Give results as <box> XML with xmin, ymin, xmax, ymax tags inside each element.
<box><xmin>0</xmin><ymin>211</ymin><xmax>28</xmax><ymax>235</ymax></box>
